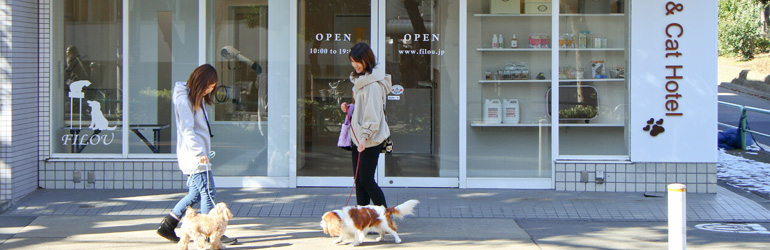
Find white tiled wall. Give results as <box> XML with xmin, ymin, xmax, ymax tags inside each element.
<box><xmin>0</xmin><ymin>0</ymin><xmax>41</xmax><ymax>202</ymax></box>
<box><xmin>21</xmin><ymin>1</ymin><xmax>719</xmax><ymax>194</ymax></box>
<box><xmin>39</xmin><ymin>161</ymin><xmax>186</xmax><ymax>190</ymax></box>
<box><xmin>39</xmin><ymin>0</ymin><xmax>51</xmax><ymax>162</ymax></box>
<box><xmin>554</xmin><ymin>162</ymin><xmax>718</xmax><ymax>193</ymax></box>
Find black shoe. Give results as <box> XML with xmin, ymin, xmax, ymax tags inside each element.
<box><xmin>156</xmin><ymin>214</ymin><xmax>180</xmax><ymax>242</ymax></box>
<box><xmin>220</xmin><ymin>235</ymin><xmax>238</xmax><ymax>245</ymax></box>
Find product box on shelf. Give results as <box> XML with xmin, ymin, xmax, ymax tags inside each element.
<box><xmin>524</xmin><ymin>0</ymin><xmax>551</xmax><ymax>14</ymax></box>
<box><xmin>591</xmin><ymin>60</ymin><xmax>606</xmax><ymax>79</ymax></box>
<box><xmin>611</xmin><ymin>0</ymin><xmax>625</xmax><ymax>13</ymax></box>
<box><xmin>580</xmin><ymin>0</ymin><xmax>611</xmax><ymax>14</ymax></box>
<box><xmin>490</xmin><ymin>0</ymin><xmax>521</xmax><ymax>14</ymax></box>
<box><xmin>559</xmin><ymin>0</ymin><xmax>578</xmax><ymax>13</ymax></box>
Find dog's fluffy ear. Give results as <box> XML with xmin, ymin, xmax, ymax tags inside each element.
<box><xmin>216</xmin><ymin>202</ymin><xmax>233</xmax><ymax>221</ymax></box>
<box><xmin>185</xmin><ymin>206</ymin><xmax>196</xmax><ymax>217</ymax></box>
<box><xmin>321</xmin><ymin>212</ymin><xmax>341</xmax><ymax>236</ymax></box>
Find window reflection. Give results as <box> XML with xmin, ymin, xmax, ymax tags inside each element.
<box><xmin>208</xmin><ymin>0</ymin><xmax>271</xmax><ymax>176</ymax></box>
<box><xmin>214</xmin><ymin>4</ymin><xmax>268</xmax><ymax>122</ymax></box>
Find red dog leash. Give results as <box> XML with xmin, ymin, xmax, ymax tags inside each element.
<box><xmin>345</xmin><ymin>104</ymin><xmax>362</xmax><ymax>207</ymax></box>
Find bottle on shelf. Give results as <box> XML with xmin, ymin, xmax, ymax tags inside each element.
<box><xmin>511</xmin><ymin>34</ymin><xmax>518</xmax><ymax>48</ymax></box>
<box><xmin>483</xmin><ymin>99</ymin><xmax>502</xmax><ymax>124</ymax></box>
<box><xmin>492</xmin><ymin>34</ymin><xmax>498</xmax><ymax>49</ymax></box>
<box><xmin>502</xmin><ymin>99</ymin><xmax>520</xmax><ymax>124</ymax></box>
<box><xmin>499</xmin><ymin>34</ymin><xmax>504</xmax><ymax>48</ymax></box>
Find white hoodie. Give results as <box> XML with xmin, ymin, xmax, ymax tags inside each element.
<box><xmin>173</xmin><ymin>81</ymin><xmax>212</xmax><ymax>175</ymax></box>
<box><xmin>349</xmin><ymin>64</ymin><xmax>392</xmax><ymax>148</ymax></box>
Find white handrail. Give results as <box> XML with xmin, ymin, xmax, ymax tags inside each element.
<box><xmin>718</xmin><ymin>101</ymin><xmax>770</xmax><ymax>149</ymax></box>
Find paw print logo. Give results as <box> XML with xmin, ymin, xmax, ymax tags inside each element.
<box><xmin>642</xmin><ymin>118</ymin><xmax>665</xmax><ymax>136</ymax></box>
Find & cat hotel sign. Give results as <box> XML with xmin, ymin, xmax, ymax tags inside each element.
<box><xmin>630</xmin><ymin>0</ymin><xmax>717</xmax><ymax>163</ymax></box>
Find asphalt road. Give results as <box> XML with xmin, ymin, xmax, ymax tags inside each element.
<box><xmin>718</xmin><ymin>86</ymin><xmax>770</xmax><ymax>148</ymax></box>
<box><xmin>517</xmin><ymin>219</ymin><xmax>770</xmax><ymax>249</ymax></box>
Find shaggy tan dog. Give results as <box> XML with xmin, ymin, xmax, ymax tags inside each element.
<box><xmin>178</xmin><ymin>202</ymin><xmax>233</xmax><ymax>250</ymax></box>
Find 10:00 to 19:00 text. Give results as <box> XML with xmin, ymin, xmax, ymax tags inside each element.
<box><xmin>309</xmin><ymin>48</ymin><xmax>351</xmax><ymax>55</ymax></box>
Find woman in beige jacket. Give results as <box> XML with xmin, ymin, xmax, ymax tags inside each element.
<box><xmin>340</xmin><ymin>42</ymin><xmax>392</xmax><ymax>207</ymax></box>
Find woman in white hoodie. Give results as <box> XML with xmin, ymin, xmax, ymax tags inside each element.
<box><xmin>156</xmin><ymin>64</ymin><xmax>236</xmax><ymax>245</ymax></box>
<box><xmin>340</xmin><ymin>42</ymin><xmax>392</xmax><ymax>207</ymax></box>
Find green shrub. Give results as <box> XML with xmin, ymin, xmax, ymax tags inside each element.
<box><xmin>719</xmin><ymin>0</ymin><xmax>770</xmax><ymax>60</ymax></box>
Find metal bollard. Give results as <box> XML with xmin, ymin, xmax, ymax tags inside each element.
<box><xmin>739</xmin><ymin>108</ymin><xmax>747</xmax><ymax>150</ymax></box>
<box><xmin>668</xmin><ymin>183</ymin><xmax>686</xmax><ymax>250</ymax></box>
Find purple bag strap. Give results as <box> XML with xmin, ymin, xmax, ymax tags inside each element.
<box><xmin>345</xmin><ymin>104</ymin><xmax>355</xmax><ymax>125</ymax></box>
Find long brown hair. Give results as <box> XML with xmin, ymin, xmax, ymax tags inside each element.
<box><xmin>186</xmin><ymin>64</ymin><xmax>218</xmax><ymax>112</ymax></box>
<box><xmin>349</xmin><ymin>42</ymin><xmax>377</xmax><ymax>78</ymax></box>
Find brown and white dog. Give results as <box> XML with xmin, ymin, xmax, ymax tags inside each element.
<box><xmin>178</xmin><ymin>203</ymin><xmax>233</xmax><ymax>250</ymax></box>
<box><xmin>320</xmin><ymin>199</ymin><xmax>419</xmax><ymax>246</ymax></box>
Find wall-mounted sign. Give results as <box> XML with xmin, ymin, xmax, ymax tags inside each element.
<box><xmin>315</xmin><ymin>33</ymin><xmax>352</xmax><ymax>42</ymax></box>
<box><xmin>630</xmin><ymin>0</ymin><xmax>717</xmax><ymax>162</ymax></box>
<box><xmin>397</xmin><ymin>33</ymin><xmax>447</xmax><ymax>56</ymax></box>
<box><xmin>391</xmin><ymin>84</ymin><xmax>404</xmax><ymax>95</ymax></box>
<box><xmin>309</xmin><ymin>33</ymin><xmax>355</xmax><ymax>55</ymax></box>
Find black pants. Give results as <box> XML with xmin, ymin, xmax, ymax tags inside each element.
<box><xmin>351</xmin><ymin>141</ymin><xmax>387</xmax><ymax>207</ymax></box>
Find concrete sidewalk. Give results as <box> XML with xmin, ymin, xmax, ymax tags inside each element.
<box><xmin>1</xmin><ymin>186</ymin><xmax>770</xmax><ymax>249</ymax></box>
<box><xmin>5</xmin><ymin>186</ymin><xmax>770</xmax><ymax>221</ymax></box>
<box><xmin>0</xmin><ymin>216</ymin><xmax>534</xmax><ymax>249</ymax></box>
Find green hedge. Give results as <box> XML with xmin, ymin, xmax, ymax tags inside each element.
<box><xmin>719</xmin><ymin>0</ymin><xmax>770</xmax><ymax>60</ymax></box>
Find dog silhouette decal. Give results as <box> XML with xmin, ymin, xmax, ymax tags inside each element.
<box><xmin>68</xmin><ymin>80</ymin><xmax>91</xmax><ymax>98</ymax></box>
<box><xmin>86</xmin><ymin>100</ymin><xmax>116</xmax><ymax>131</ymax></box>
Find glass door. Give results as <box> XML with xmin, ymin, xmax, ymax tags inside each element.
<box><xmin>296</xmin><ymin>0</ymin><xmax>372</xmax><ymax>186</ymax></box>
<box><xmin>296</xmin><ymin>0</ymin><xmax>458</xmax><ymax>187</ymax></box>
<box><xmin>378</xmin><ymin>0</ymin><xmax>459</xmax><ymax>187</ymax></box>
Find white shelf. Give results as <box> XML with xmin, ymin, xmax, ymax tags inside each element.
<box><xmin>558</xmin><ymin>78</ymin><xmax>625</xmax><ymax>83</ymax></box>
<box><xmin>479</xmin><ymin>79</ymin><xmax>550</xmax><ymax>84</ymax></box>
<box><xmin>470</xmin><ymin>121</ymin><xmax>624</xmax><ymax>127</ymax></box>
<box><xmin>558</xmin><ymin>48</ymin><xmax>624</xmax><ymax>52</ymax></box>
<box><xmin>471</xmin><ymin>121</ymin><xmax>551</xmax><ymax>127</ymax></box>
<box><xmin>473</xmin><ymin>13</ymin><xmax>624</xmax><ymax>18</ymax></box>
<box><xmin>477</xmin><ymin>48</ymin><xmax>551</xmax><ymax>52</ymax></box>
<box><xmin>474</xmin><ymin>13</ymin><xmax>550</xmax><ymax>17</ymax></box>
<box><xmin>557</xmin><ymin>123</ymin><xmax>624</xmax><ymax>127</ymax></box>
<box><xmin>559</xmin><ymin>14</ymin><xmax>626</xmax><ymax>17</ymax></box>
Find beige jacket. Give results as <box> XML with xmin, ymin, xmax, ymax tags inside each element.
<box><xmin>349</xmin><ymin>65</ymin><xmax>392</xmax><ymax>148</ymax></box>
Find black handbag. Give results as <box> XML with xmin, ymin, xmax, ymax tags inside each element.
<box><xmin>382</xmin><ymin>136</ymin><xmax>393</xmax><ymax>154</ymax></box>
<box><xmin>381</xmin><ymin>102</ymin><xmax>392</xmax><ymax>154</ymax></box>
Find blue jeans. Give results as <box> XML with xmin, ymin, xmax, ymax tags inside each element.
<box><xmin>171</xmin><ymin>171</ymin><xmax>216</xmax><ymax>217</ymax></box>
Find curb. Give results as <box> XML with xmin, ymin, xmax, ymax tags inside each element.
<box><xmin>721</xmin><ymin>78</ymin><xmax>770</xmax><ymax>100</ymax></box>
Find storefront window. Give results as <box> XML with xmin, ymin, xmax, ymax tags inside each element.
<box><xmin>465</xmin><ymin>0</ymin><xmax>553</xmax><ymax>178</ymax></box>
<box><xmin>51</xmin><ymin>0</ymin><xmax>123</xmax><ymax>154</ymax></box>
<box><xmin>209</xmin><ymin>0</ymin><xmax>270</xmax><ymax>176</ymax></box>
<box><xmin>557</xmin><ymin>0</ymin><xmax>629</xmax><ymax>157</ymax></box>
<box><xmin>128</xmin><ymin>0</ymin><xmax>199</xmax><ymax>155</ymax></box>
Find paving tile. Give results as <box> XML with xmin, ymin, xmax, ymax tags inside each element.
<box><xmin>3</xmin><ymin>186</ymin><xmax>770</xmax><ymax>222</ymax></box>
